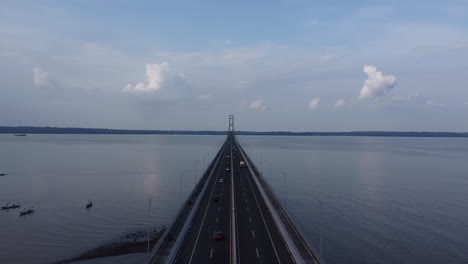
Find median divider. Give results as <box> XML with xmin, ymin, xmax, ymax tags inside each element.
<box><xmin>150</xmin><ymin>141</ymin><xmax>226</xmax><ymax>263</ymax></box>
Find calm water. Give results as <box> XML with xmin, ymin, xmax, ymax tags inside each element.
<box><xmin>0</xmin><ymin>134</ymin><xmax>225</xmax><ymax>264</ymax></box>
<box><xmin>237</xmin><ymin>136</ymin><xmax>468</xmax><ymax>264</ymax></box>
<box><xmin>1</xmin><ymin>135</ymin><xmax>468</xmax><ymax>264</ymax></box>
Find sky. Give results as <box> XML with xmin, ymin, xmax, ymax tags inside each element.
<box><xmin>1</xmin><ymin>0</ymin><xmax>468</xmax><ymax>132</ymax></box>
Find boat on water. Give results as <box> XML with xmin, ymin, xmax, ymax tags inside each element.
<box><xmin>1</xmin><ymin>202</ymin><xmax>21</xmax><ymax>210</ymax></box>
<box><xmin>14</xmin><ymin>134</ymin><xmax>26</xmax><ymax>136</ymax></box>
<box><xmin>0</xmin><ymin>173</ymin><xmax>5</xmax><ymax>176</ymax></box>
<box><xmin>19</xmin><ymin>207</ymin><xmax>34</xmax><ymax>216</ymax></box>
<box><xmin>86</xmin><ymin>200</ymin><xmax>93</xmax><ymax>209</ymax></box>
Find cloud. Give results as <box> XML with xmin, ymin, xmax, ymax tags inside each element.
<box><xmin>0</xmin><ymin>52</ymin><xmax>18</xmax><ymax>57</ymax></box>
<box><xmin>197</xmin><ymin>93</ymin><xmax>213</xmax><ymax>100</ymax></box>
<box><xmin>249</xmin><ymin>99</ymin><xmax>267</xmax><ymax>111</ymax></box>
<box><xmin>334</xmin><ymin>99</ymin><xmax>346</xmax><ymax>108</ymax></box>
<box><xmin>33</xmin><ymin>67</ymin><xmax>56</xmax><ymax>88</ymax></box>
<box><xmin>359</xmin><ymin>65</ymin><xmax>397</xmax><ymax>101</ymax></box>
<box><xmin>307</xmin><ymin>97</ymin><xmax>320</xmax><ymax>110</ymax></box>
<box><xmin>123</xmin><ymin>62</ymin><xmax>169</xmax><ymax>93</ymax></box>
<box><xmin>426</xmin><ymin>100</ymin><xmax>445</xmax><ymax>107</ymax></box>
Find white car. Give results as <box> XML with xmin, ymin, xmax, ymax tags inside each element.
<box><xmin>219</xmin><ymin>179</ymin><xmax>224</xmax><ymax>183</ymax></box>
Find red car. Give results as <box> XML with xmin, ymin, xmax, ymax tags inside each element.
<box><xmin>213</xmin><ymin>231</ymin><xmax>224</xmax><ymax>241</ymax></box>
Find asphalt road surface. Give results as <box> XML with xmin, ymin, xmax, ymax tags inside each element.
<box><xmin>174</xmin><ymin>135</ymin><xmax>295</xmax><ymax>263</ymax></box>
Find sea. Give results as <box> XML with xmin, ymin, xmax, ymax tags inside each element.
<box><xmin>1</xmin><ymin>134</ymin><xmax>467</xmax><ymax>264</ymax></box>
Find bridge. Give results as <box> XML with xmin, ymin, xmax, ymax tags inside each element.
<box><xmin>150</xmin><ymin>116</ymin><xmax>324</xmax><ymax>264</ymax></box>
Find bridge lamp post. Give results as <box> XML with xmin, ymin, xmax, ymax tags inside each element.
<box><xmin>147</xmin><ymin>196</ymin><xmax>151</xmax><ymax>263</ymax></box>
<box><xmin>178</xmin><ymin>171</ymin><xmax>191</xmax><ymax>207</ymax></box>
<box><xmin>260</xmin><ymin>153</ymin><xmax>263</xmax><ymax>175</ymax></box>
<box><xmin>316</xmin><ymin>198</ymin><xmax>323</xmax><ymax>256</ymax></box>
<box><xmin>194</xmin><ymin>160</ymin><xmax>200</xmax><ymax>184</ymax></box>
<box><xmin>281</xmin><ymin>172</ymin><xmax>287</xmax><ymax>209</ymax></box>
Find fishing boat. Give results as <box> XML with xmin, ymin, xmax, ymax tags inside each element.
<box><xmin>0</xmin><ymin>173</ymin><xmax>5</xmax><ymax>176</ymax></box>
<box><xmin>19</xmin><ymin>207</ymin><xmax>34</xmax><ymax>216</ymax></box>
<box><xmin>86</xmin><ymin>200</ymin><xmax>93</xmax><ymax>209</ymax></box>
<box><xmin>14</xmin><ymin>134</ymin><xmax>26</xmax><ymax>136</ymax></box>
<box><xmin>1</xmin><ymin>202</ymin><xmax>21</xmax><ymax>210</ymax></box>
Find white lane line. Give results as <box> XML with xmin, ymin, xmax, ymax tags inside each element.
<box><xmin>210</xmin><ymin>248</ymin><xmax>213</xmax><ymax>259</ymax></box>
<box><xmin>187</xmin><ymin>145</ymin><xmax>226</xmax><ymax>264</ymax></box>
<box><xmin>247</xmin><ymin>207</ymin><xmax>250</xmax><ymax>212</ymax></box>
<box><xmin>256</xmin><ymin>248</ymin><xmax>260</xmax><ymax>258</ymax></box>
<box><xmin>249</xmin><ymin>217</ymin><xmax>252</xmax><ymax>223</ymax></box>
<box><xmin>216</xmin><ymin>217</ymin><xmax>218</xmax><ymax>223</ymax></box>
<box><xmin>252</xmin><ymin>230</ymin><xmax>255</xmax><ymax>238</ymax></box>
<box><xmin>236</xmin><ymin>140</ymin><xmax>281</xmax><ymax>263</ymax></box>
<box><xmin>245</xmin><ymin>198</ymin><xmax>248</xmax><ymax>203</ymax></box>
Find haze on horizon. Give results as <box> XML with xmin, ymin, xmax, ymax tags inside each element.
<box><xmin>1</xmin><ymin>1</ymin><xmax>468</xmax><ymax>132</ymax></box>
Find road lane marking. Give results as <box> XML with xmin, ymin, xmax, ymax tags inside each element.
<box><xmin>216</xmin><ymin>217</ymin><xmax>218</xmax><ymax>223</ymax></box>
<box><xmin>187</xmin><ymin>143</ymin><xmax>226</xmax><ymax>264</ymax></box>
<box><xmin>245</xmin><ymin>198</ymin><xmax>248</xmax><ymax>203</ymax></box>
<box><xmin>252</xmin><ymin>230</ymin><xmax>255</xmax><ymax>238</ymax></box>
<box><xmin>249</xmin><ymin>217</ymin><xmax>252</xmax><ymax>223</ymax></box>
<box><xmin>236</xmin><ymin>140</ymin><xmax>281</xmax><ymax>263</ymax></box>
<box><xmin>210</xmin><ymin>248</ymin><xmax>213</xmax><ymax>259</ymax></box>
<box><xmin>256</xmin><ymin>248</ymin><xmax>260</xmax><ymax>258</ymax></box>
<box><xmin>247</xmin><ymin>207</ymin><xmax>249</xmax><ymax>212</ymax></box>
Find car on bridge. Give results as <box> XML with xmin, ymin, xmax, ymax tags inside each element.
<box><xmin>219</xmin><ymin>178</ymin><xmax>224</xmax><ymax>183</ymax></box>
<box><xmin>213</xmin><ymin>231</ymin><xmax>224</xmax><ymax>241</ymax></box>
<box><xmin>213</xmin><ymin>195</ymin><xmax>219</xmax><ymax>202</ymax></box>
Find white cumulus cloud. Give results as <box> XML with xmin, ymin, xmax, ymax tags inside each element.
<box><xmin>123</xmin><ymin>62</ymin><xmax>169</xmax><ymax>93</ymax></box>
<box><xmin>359</xmin><ymin>65</ymin><xmax>397</xmax><ymax>101</ymax></box>
<box><xmin>426</xmin><ymin>100</ymin><xmax>445</xmax><ymax>107</ymax></box>
<box><xmin>249</xmin><ymin>99</ymin><xmax>267</xmax><ymax>111</ymax></box>
<box><xmin>307</xmin><ymin>97</ymin><xmax>320</xmax><ymax>110</ymax></box>
<box><xmin>335</xmin><ymin>99</ymin><xmax>346</xmax><ymax>108</ymax></box>
<box><xmin>197</xmin><ymin>93</ymin><xmax>213</xmax><ymax>100</ymax></box>
<box><xmin>33</xmin><ymin>67</ymin><xmax>56</xmax><ymax>88</ymax></box>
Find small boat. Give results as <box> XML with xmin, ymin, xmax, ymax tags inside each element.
<box><xmin>19</xmin><ymin>207</ymin><xmax>34</xmax><ymax>216</ymax></box>
<box><xmin>14</xmin><ymin>134</ymin><xmax>26</xmax><ymax>136</ymax></box>
<box><xmin>1</xmin><ymin>202</ymin><xmax>21</xmax><ymax>210</ymax></box>
<box><xmin>86</xmin><ymin>200</ymin><xmax>93</xmax><ymax>209</ymax></box>
<box><xmin>0</xmin><ymin>173</ymin><xmax>5</xmax><ymax>176</ymax></box>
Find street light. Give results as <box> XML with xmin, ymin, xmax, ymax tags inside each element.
<box><xmin>269</xmin><ymin>161</ymin><xmax>272</xmax><ymax>185</ymax></box>
<box><xmin>194</xmin><ymin>160</ymin><xmax>200</xmax><ymax>184</ymax></box>
<box><xmin>178</xmin><ymin>171</ymin><xmax>191</xmax><ymax>206</ymax></box>
<box><xmin>147</xmin><ymin>196</ymin><xmax>151</xmax><ymax>262</ymax></box>
<box><xmin>281</xmin><ymin>172</ymin><xmax>287</xmax><ymax>209</ymax></box>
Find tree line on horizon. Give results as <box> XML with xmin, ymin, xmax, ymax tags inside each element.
<box><xmin>1</xmin><ymin>126</ymin><xmax>468</xmax><ymax>138</ymax></box>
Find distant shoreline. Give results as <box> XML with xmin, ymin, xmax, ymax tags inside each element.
<box><xmin>1</xmin><ymin>126</ymin><xmax>468</xmax><ymax>138</ymax></box>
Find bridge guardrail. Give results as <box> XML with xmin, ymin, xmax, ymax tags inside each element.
<box><xmin>150</xmin><ymin>141</ymin><xmax>226</xmax><ymax>263</ymax></box>
<box><xmin>236</xmin><ymin>139</ymin><xmax>325</xmax><ymax>264</ymax></box>
<box><xmin>166</xmin><ymin>142</ymin><xmax>226</xmax><ymax>263</ymax></box>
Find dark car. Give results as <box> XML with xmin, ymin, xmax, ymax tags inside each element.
<box><xmin>213</xmin><ymin>231</ymin><xmax>224</xmax><ymax>240</ymax></box>
<box><xmin>214</xmin><ymin>195</ymin><xmax>220</xmax><ymax>202</ymax></box>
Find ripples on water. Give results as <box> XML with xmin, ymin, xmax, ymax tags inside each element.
<box><xmin>0</xmin><ymin>135</ymin><xmax>225</xmax><ymax>264</ymax></box>
<box><xmin>1</xmin><ymin>135</ymin><xmax>468</xmax><ymax>264</ymax></box>
<box><xmin>238</xmin><ymin>136</ymin><xmax>468</xmax><ymax>264</ymax></box>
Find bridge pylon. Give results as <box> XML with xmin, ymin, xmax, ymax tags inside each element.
<box><xmin>228</xmin><ymin>115</ymin><xmax>234</xmax><ymax>135</ymax></box>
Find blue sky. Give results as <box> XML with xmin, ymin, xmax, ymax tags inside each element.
<box><xmin>1</xmin><ymin>0</ymin><xmax>468</xmax><ymax>131</ymax></box>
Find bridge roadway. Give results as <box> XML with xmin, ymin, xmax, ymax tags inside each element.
<box><xmin>173</xmin><ymin>134</ymin><xmax>296</xmax><ymax>263</ymax></box>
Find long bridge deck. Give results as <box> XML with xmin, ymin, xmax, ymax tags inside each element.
<box><xmin>150</xmin><ymin>130</ymin><xmax>323</xmax><ymax>263</ymax></box>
